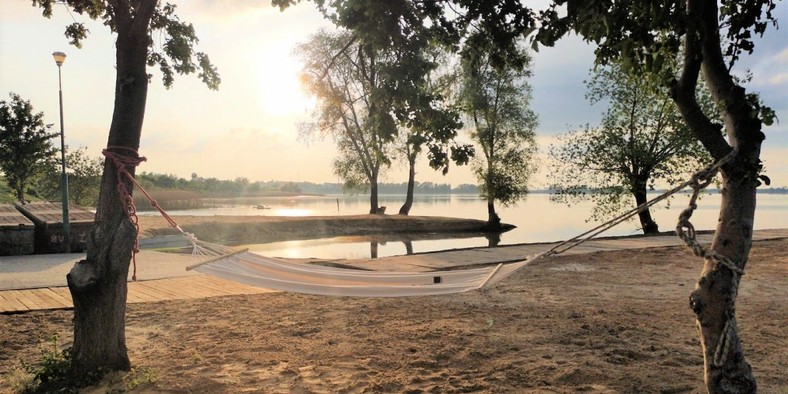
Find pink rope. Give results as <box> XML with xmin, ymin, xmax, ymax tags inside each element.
<box><xmin>102</xmin><ymin>146</ymin><xmax>155</xmax><ymax>281</ymax></box>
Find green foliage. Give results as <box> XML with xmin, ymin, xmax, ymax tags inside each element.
<box><xmin>296</xmin><ymin>29</ymin><xmax>394</xmax><ymax>198</ymax></box>
<box><xmin>458</xmin><ymin>35</ymin><xmax>538</xmax><ymax>216</ymax></box>
<box><xmin>33</xmin><ymin>0</ymin><xmax>220</xmax><ymax>90</ymax></box>
<box><xmin>398</xmin><ymin>46</ymin><xmax>472</xmax><ymax>176</ymax></box>
<box><xmin>550</xmin><ymin>62</ymin><xmax>714</xmax><ymax>226</ymax></box>
<box><xmin>6</xmin><ymin>334</ymin><xmax>157</xmax><ymax>394</ymax></box>
<box><xmin>0</xmin><ymin>93</ymin><xmax>58</xmax><ymax>203</ymax></box>
<box><xmin>120</xmin><ymin>367</ymin><xmax>158</xmax><ymax>391</ymax></box>
<box><xmin>0</xmin><ymin>175</ymin><xmax>15</xmax><ymax>203</ymax></box>
<box><xmin>34</xmin><ymin>146</ymin><xmax>103</xmax><ymax>207</ymax></box>
<box><xmin>148</xmin><ymin>3</ymin><xmax>220</xmax><ymax>90</ymax></box>
<box><xmin>15</xmin><ymin>334</ymin><xmax>103</xmax><ymax>393</ymax></box>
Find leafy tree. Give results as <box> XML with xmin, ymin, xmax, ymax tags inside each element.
<box><xmin>535</xmin><ymin>2</ymin><xmax>778</xmax><ymax>390</ymax></box>
<box><xmin>276</xmin><ymin>0</ymin><xmax>780</xmax><ymax>390</ymax></box>
<box><xmin>33</xmin><ymin>0</ymin><xmax>219</xmax><ymax>380</ymax></box>
<box><xmin>396</xmin><ymin>48</ymin><xmax>471</xmax><ymax>215</ymax></box>
<box><xmin>0</xmin><ymin>93</ymin><xmax>57</xmax><ymax>203</ymax></box>
<box><xmin>458</xmin><ymin>36</ymin><xmax>538</xmax><ymax>228</ymax></box>
<box><xmin>288</xmin><ymin>2</ymin><xmax>473</xmax><ymax>215</ymax></box>
<box><xmin>36</xmin><ymin>146</ymin><xmax>104</xmax><ymax>207</ymax></box>
<box><xmin>297</xmin><ymin>29</ymin><xmax>397</xmax><ymax>213</ymax></box>
<box><xmin>550</xmin><ymin>63</ymin><xmax>714</xmax><ymax>234</ymax></box>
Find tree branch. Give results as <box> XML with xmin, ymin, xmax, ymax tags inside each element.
<box><xmin>669</xmin><ymin>1</ymin><xmax>731</xmax><ymax>160</ymax></box>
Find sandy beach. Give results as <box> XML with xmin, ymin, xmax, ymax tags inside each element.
<box><xmin>0</xmin><ymin>215</ymin><xmax>786</xmax><ymax>393</ymax></box>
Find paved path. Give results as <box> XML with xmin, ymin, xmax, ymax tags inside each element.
<box><xmin>1</xmin><ymin>228</ymin><xmax>786</xmax><ymax>313</ymax></box>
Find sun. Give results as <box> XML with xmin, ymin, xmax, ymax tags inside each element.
<box><xmin>256</xmin><ymin>54</ymin><xmax>313</xmax><ymax>117</ymax></box>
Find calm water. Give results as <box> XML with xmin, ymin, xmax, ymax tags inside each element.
<box><xmin>143</xmin><ymin>193</ymin><xmax>787</xmax><ymax>259</ymax></box>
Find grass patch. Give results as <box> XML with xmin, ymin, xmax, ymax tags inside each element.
<box><xmin>4</xmin><ymin>334</ymin><xmax>156</xmax><ymax>393</ymax></box>
<box><xmin>6</xmin><ymin>334</ymin><xmax>101</xmax><ymax>393</ymax></box>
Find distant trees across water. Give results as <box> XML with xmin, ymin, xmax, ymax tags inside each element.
<box><xmin>135</xmin><ymin>171</ymin><xmax>482</xmax><ymax>198</ymax></box>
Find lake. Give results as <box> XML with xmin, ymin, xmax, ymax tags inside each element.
<box><xmin>141</xmin><ymin>193</ymin><xmax>787</xmax><ymax>259</ymax></box>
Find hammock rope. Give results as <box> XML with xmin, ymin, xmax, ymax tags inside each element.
<box><xmin>105</xmin><ymin>147</ymin><xmax>736</xmax><ymax>297</ymax></box>
<box><xmin>102</xmin><ymin>146</ymin><xmax>146</xmax><ymax>281</ymax></box>
<box><xmin>674</xmin><ymin>149</ymin><xmax>741</xmax><ymax>367</ymax></box>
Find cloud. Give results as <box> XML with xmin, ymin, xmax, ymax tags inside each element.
<box><xmin>769</xmin><ymin>73</ymin><xmax>788</xmax><ymax>85</ymax></box>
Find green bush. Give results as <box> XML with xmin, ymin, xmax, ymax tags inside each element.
<box><xmin>15</xmin><ymin>335</ymin><xmax>103</xmax><ymax>394</ymax></box>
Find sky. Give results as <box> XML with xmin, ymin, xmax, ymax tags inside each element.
<box><xmin>0</xmin><ymin>1</ymin><xmax>786</xmax><ymax>188</ymax></box>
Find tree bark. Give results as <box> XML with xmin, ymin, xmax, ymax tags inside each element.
<box><xmin>670</xmin><ymin>0</ymin><xmax>763</xmax><ymax>391</ymax></box>
<box><xmin>486</xmin><ymin>198</ymin><xmax>500</xmax><ymax>228</ymax></box>
<box><xmin>632</xmin><ymin>179</ymin><xmax>659</xmax><ymax>234</ymax></box>
<box><xmin>689</xmin><ymin>162</ymin><xmax>758</xmax><ymax>393</ymax></box>
<box><xmin>399</xmin><ymin>155</ymin><xmax>416</xmax><ymax>215</ymax></box>
<box><xmin>16</xmin><ymin>182</ymin><xmax>24</xmax><ymax>203</ymax></box>
<box><xmin>66</xmin><ymin>0</ymin><xmax>156</xmax><ymax>376</ymax></box>
<box><xmin>369</xmin><ymin>175</ymin><xmax>381</xmax><ymax>214</ymax></box>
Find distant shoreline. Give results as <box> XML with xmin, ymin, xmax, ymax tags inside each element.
<box><xmin>138</xmin><ymin>214</ymin><xmax>514</xmax><ymax>246</ymax></box>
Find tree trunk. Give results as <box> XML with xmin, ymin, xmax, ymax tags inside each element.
<box><xmin>632</xmin><ymin>179</ymin><xmax>659</xmax><ymax>234</ymax></box>
<box><xmin>66</xmin><ymin>4</ymin><xmax>155</xmax><ymax>376</ymax></box>
<box><xmin>486</xmin><ymin>198</ymin><xmax>500</xmax><ymax>228</ymax></box>
<box><xmin>485</xmin><ymin>165</ymin><xmax>500</xmax><ymax>227</ymax></box>
<box><xmin>403</xmin><ymin>240</ymin><xmax>413</xmax><ymax>255</ymax></box>
<box><xmin>670</xmin><ymin>1</ymin><xmax>763</xmax><ymax>390</ymax></box>
<box><xmin>369</xmin><ymin>176</ymin><xmax>380</xmax><ymax>214</ymax></box>
<box><xmin>689</xmin><ymin>161</ymin><xmax>758</xmax><ymax>393</ymax></box>
<box><xmin>15</xmin><ymin>182</ymin><xmax>24</xmax><ymax>203</ymax></box>
<box><xmin>398</xmin><ymin>155</ymin><xmax>416</xmax><ymax>215</ymax></box>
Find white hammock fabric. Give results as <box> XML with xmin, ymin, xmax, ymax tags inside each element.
<box><xmin>189</xmin><ymin>249</ymin><xmax>536</xmax><ymax>297</ymax></box>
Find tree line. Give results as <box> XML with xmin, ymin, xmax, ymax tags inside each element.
<box><xmin>135</xmin><ymin>172</ymin><xmax>480</xmax><ymax>196</ymax></box>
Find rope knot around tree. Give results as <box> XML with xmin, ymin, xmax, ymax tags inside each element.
<box><xmin>102</xmin><ymin>146</ymin><xmax>147</xmax><ymax>281</ymax></box>
<box><xmin>674</xmin><ymin>149</ymin><xmax>745</xmax><ymax>367</ymax></box>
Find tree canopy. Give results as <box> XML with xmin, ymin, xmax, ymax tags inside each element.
<box><xmin>458</xmin><ymin>35</ymin><xmax>538</xmax><ymax>227</ymax></box>
<box><xmin>297</xmin><ymin>29</ymin><xmax>396</xmax><ymax>212</ymax></box>
<box><xmin>550</xmin><ymin>62</ymin><xmax>714</xmax><ymax>234</ymax></box>
<box><xmin>0</xmin><ymin>93</ymin><xmax>57</xmax><ymax>203</ymax></box>
<box><xmin>33</xmin><ymin>0</ymin><xmax>220</xmax><ymax>90</ymax></box>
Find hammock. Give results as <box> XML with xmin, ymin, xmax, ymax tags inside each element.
<box><xmin>173</xmin><ymin>236</ymin><xmax>543</xmax><ymax>297</ymax></box>
<box><xmin>181</xmin><ymin>244</ymin><xmax>521</xmax><ymax>297</ymax></box>
<box><xmin>106</xmin><ymin>147</ymin><xmax>734</xmax><ymax>298</ymax></box>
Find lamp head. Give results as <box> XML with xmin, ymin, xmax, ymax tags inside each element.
<box><xmin>52</xmin><ymin>51</ymin><xmax>67</xmax><ymax>66</ymax></box>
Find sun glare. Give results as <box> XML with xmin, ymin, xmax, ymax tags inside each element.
<box><xmin>257</xmin><ymin>55</ymin><xmax>312</xmax><ymax>117</ymax></box>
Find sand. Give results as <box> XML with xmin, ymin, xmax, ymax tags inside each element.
<box><xmin>1</xmin><ymin>234</ymin><xmax>786</xmax><ymax>393</ymax></box>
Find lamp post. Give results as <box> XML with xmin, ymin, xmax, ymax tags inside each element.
<box><xmin>53</xmin><ymin>51</ymin><xmax>70</xmax><ymax>253</ymax></box>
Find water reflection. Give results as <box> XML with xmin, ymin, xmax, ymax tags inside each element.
<box><xmin>244</xmin><ymin>229</ymin><xmax>510</xmax><ymax>260</ymax></box>
<box><xmin>144</xmin><ymin>193</ymin><xmax>786</xmax><ymax>259</ymax></box>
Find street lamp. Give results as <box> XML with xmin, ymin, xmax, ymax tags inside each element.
<box><xmin>53</xmin><ymin>51</ymin><xmax>70</xmax><ymax>253</ymax></box>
